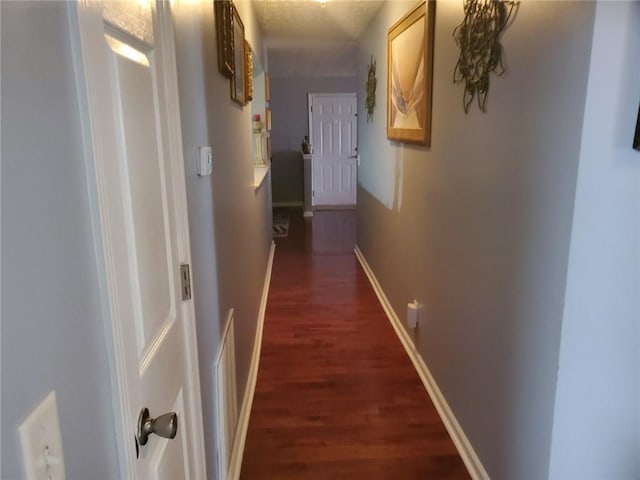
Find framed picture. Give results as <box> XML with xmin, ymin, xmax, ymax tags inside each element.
<box><xmin>265</xmin><ymin>108</ymin><xmax>272</xmax><ymax>131</ymax></box>
<box><xmin>266</xmin><ymin>136</ymin><xmax>272</xmax><ymax>161</ymax></box>
<box><xmin>245</xmin><ymin>40</ymin><xmax>253</xmax><ymax>102</ymax></box>
<box><xmin>634</xmin><ymin>103</ymin><xmax>640</xmax><ymax>151</ymax></box>
<box><xmin>214</xmin><ymin>0</ymin><xmax>233</xmax><ymax>78</ymax></box>
<box><xmin>231</xmin><ymin>4</ymin><xmax>246</xmax><ymax>106</ymax></box>
<box><xmin>387</xmin><ymin>1</ymin><xmax>435</xmax><ymax>146</ymax></box>
<box><xmin>265</xmin><ymin>73</ymin><xmax>270</xmax><ymax>103</ymax></box>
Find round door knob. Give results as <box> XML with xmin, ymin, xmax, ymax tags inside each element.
<box><xmin>137</xmin><ymin>407</ymin><xmax>178</xmax><ymax>446</ymax></box>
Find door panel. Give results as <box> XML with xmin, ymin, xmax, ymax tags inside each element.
<box><xmin>150</xmin><ymin>390</ymin><xmax>188</xmax><ymax>479</ymax></box>
<box><xmin>311</xmin><ymin>94</ymin><xmax>358</xmax><ymax>206</ymax></box>
<box><xmin>108</xmin><ymin>36</ymin><xmax>175</xmax><ymax>351</ymax></box>
<box><xmin>75</xmin><ymin>2</ymin><xmax>205</xmax><ymax>478</ymax></box>
<box><xmin>340</xmin><ymin>165</ymin><xmax>353</xmax><ymax>191</ymax></box>
<box><xmin>105</xmin><ymin>22</ymin><xmax>186</xmax><ymax>476</ymax></box>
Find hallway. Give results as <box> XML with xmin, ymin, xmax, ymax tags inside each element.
<box><xmin>241</xmin><ymin>209</ymin><xmax>469</xmax><ymax>479</ymax></box>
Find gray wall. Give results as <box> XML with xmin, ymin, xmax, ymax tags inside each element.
<box><xmin>1</xmin><ymin>2</ymin><xmax>119</xmax><ymax>478</ymax></box>
<box><xmin>270</xmin><ymin>76</ymin><xmax>357</xmax><ymax>204</ymax></box>
<box><xmin>549</xmin><ymin>2</ymin><xmax>640</xmax><ymax>477</ymax></box>
<box><xmin>356</xmin><ymin>1</ymin><xmax>595</xmax><ymax>478</ymax></box>
<box><xmin>173</xmin><ymin>1</ymin><xmax>272</xmax><ymax>476</ymax></box>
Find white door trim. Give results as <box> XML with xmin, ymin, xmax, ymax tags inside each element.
<box><xmin>308</xmin><ymin>92</ymin><xmax>358</xmax><ymax>207</ymax></box>
<box><xmin>69</xmin><ymin>2</ymin><xmax>206</xmax><ymax>477</ymax></box>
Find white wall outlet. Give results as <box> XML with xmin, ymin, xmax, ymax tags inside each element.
<box><xmin>197</xmin><ymin>146</ymin><xmax>213</xmax><ymax>176</ymax></box>
<box><xmin>407</xmin><ymin>300</ymin><xmax>423</xmax><ymax>329</ymax></box>
<box><xmin>19</xmin><ymin>391</ymin><xmax>65</xmax><ymax>480</ymax></box>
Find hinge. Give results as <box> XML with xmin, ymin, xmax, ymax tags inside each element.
<box><xmin>310</xmin><ymin>105</ymin><xmax>313</xmax><ymax>112</ymax></box>
<box><xmin>312</xmin><ymin>190</ymin><xmax>315</xmax><ymax>197</ymax></box>
<box><xmin>180</xmin><ymin>264</ymin><xmax>192</xmax><ymax>300</ymax></box>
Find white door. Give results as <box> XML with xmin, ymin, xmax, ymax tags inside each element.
<box><xmin>310</xmin><ymin>93</ymin><xmax>358</xmax><ymax>206</ymax></box>
<box><xmin>73</xmin><ymin>1</ymin><xmax>206</xmax><ymax>478</ymax></box>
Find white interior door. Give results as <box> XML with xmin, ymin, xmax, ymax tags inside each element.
<box><xmin>73</xmin><ymin>1</ymin><xmax>205</xmax><ymax>478</ymax></box>
<box><xmin>310</xmin><ymin>93</ymin><xmax>358</xmax><ymax>206</ymax></box>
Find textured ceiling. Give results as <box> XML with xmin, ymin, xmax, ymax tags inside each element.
<box><xmin>267</xmin><ymin>42</ymin><xmax>359</xmax><ymax>77</ymax></box>
<box><xmin>252</xmin><ymin>0</ymin><xmax>385</xmax><ymax>77</ymax></box>
<box><xmin>252</xmin><ymin>0</ymin><xmax>385</xmax><ymax>41</ymax></box>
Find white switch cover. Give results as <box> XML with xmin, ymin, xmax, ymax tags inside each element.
<box><xmin>19</xmin><ymin>391</ymin><xmax>65</xmax><ymax>480</ymax></box>
<box><xmin>407</xmin><ymin>301</ymin><xmax>422</xmax><ymax>329</ymax></box>
<box><xmin>197</xmin><ymin>146</ymin><xmax>213</xmax><ymax>176</ymax></box>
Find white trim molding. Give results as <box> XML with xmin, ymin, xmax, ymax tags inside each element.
<box><xmin>272</xmin><ymin>201</ymin><xmax>304</xmax><ymax>208</ymax></box>
<box><xmin>354</xmin><ymin>245</ymin><xmax>490</xmax><ymax>480</ymax></box>
<box><xmin>227</xmin><ymin>241</ymin><xmax>276</xmax><ymax>480</ymax></box>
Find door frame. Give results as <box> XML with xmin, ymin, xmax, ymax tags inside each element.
<box><xmin>307</xmin><ymin>92</ymin><xmax>358</xmax><ymax>207</ymax></box>
<box><xmin>68</xmin><ymin>2</ymin><xmax>206</xmax><ymax>477</ymax></box>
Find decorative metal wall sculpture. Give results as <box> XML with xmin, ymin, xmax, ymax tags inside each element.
<box><xmin>366</xmin><ymin>56</ymin><xmax>377</xmax><ymax>122</ymax></box>
<box><xmin>453</xmin><ymin>0</ymin><xmax>518</xmax><ymax>113</ymax></box>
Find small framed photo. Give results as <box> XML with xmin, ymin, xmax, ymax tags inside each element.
<box><xmin>387</xmin><ymin>1</ymin><xmax>435</xmax><ymax>146</ymax></box>
<box><xmin>634</xmin><ymin>103</ymin><xmax>640</xmax><ymax>151</ymax></box>
<box><xmin>245</xmin><ymin>40</ymin><xmax>253</xmax><ymax>102</ymax></box>
<box><xmin>214</xmin><ymin>1</ymin><xmax>233</xmax><ymax>78</ymax></box>
<box><xmin>265</xmin><ymin>108</ymin><xmax>272</xmax><ymax>131</ymax></box>
<box><xmin>231</xmin><ymin>4</ymin><xmax>246</xmax><ymax>106</ymax></box>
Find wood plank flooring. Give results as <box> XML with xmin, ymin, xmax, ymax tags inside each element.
<box><xmin>240</xmin><ymin>208</ymin><xmax>470</xmax><ymax>479</ymax></box>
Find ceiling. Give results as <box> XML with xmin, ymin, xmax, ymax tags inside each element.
<box><xmin>252</xmin><ymin>0</ymin><xmax>385</xmax><ymax>42</ymax></box>
<box><xmin>251</xmin><ymin>0</ymin><xmax>386</xmax><ymax>77</ymax></box>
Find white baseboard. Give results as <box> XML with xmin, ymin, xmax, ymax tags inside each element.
<box><xmin>272</xmin><ymin>201</ymin><xmax>303</xmax><ymax>207</ymax></box>
<box><xmin>354</xmin><ymin>245</ymin><xmax>490</xmax><ymax>480</ymax></box>
<box><xmin>303</xmin><ymin>210</ymin><xmax>313</xmax><ymax>217</ymax></box>
<box><xmin>227</xmin><ymin>241</ymin><xmax>276</xmax><ymax>480</ymax></box>
<box><xmin>312</xmin><ymin>204</ymin><xmax>356</xmax><ymax>211</ymax></box>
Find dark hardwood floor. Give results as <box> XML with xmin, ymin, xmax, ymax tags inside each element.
<box><xmin>240</xmin><ymin>208</ymin><xmax>470</xmax><ymax>479</ymax></box>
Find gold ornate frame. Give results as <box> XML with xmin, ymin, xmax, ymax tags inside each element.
<box><xmin>634</xmin><ymin>103</ymin><xmax>640</xmax><ymax>151</ymax></box>
<box><xmin>230</xmin><ymin>3</ymin><xmax>246</xmax><ymax>105</ymax></box>
<box><xmin>387</xmin><ymin>1</ymin><xmax>435</xmax><ymax>146</ymax></box>
<box><xmin>214</xmin><ymin>0</ymin><xmax>233</xmax><ymax>78</ymax></box>
<box><xmin>245</xmin><ymin>40</ymin><xmax>253</xmax><ymax>102</ymax></box>
<box><xmin>265</xmin><ymin>108</ymin><xmax>272</xmax><ymax>131</ymax></box>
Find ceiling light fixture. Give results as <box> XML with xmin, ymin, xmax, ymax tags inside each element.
<box><xmin>318</xmin><ymin>0</ymin><xmax>328</xmax><ymax>7</ymax></box>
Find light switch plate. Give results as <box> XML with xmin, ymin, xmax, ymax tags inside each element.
<box><xmin>407</xmin><ymin>301</ymin><xmax>422</xmax><ymax>329</ymax></box>
<box><xmin>19</xmin><ymin>391</ymin><xmax>65</xmax><ymax>480</ymax></box>
<box><xmin>197</xmin><ymin>146</ymin><xmax>213</xmax><ymax>176</ymax></box>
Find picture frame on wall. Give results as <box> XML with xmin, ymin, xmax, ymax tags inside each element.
<box><xmin>245</xmin><ymin>40</ymin><xmax>253</xmax><ymax>102</ymax></box>
<box><xmin>634</xmin><ymin>103</ymin><xmax>640</xmax><ymax>151</ymax></box>
<box><xmin>387</xmin><ymin>0</ymin><xmax>435</xmax><ymax>146</ymax></box>
<box><xmin>214</xmin><ymin>0</ymin><xmax>233</xmax><ymax>78</ymax></box>
<box><xmin>231</xmin><ymin>4</ymin><xmax>246</xmax><ymax>106</ymax></box>
<box><xmin>266</xmin><ymin>136</ymin><xmax>272</xmax><ymax>161</ymax></box>
<box><xmin>265</xmin><ymin>108</ymin><xmax>272</xmax><ymax>131</ymax></box>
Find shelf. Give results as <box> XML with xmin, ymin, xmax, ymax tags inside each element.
<box><xmin>253</xmin><ymin>165</ymin><xmax>269</xmax><ymax>190</ymax></box>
